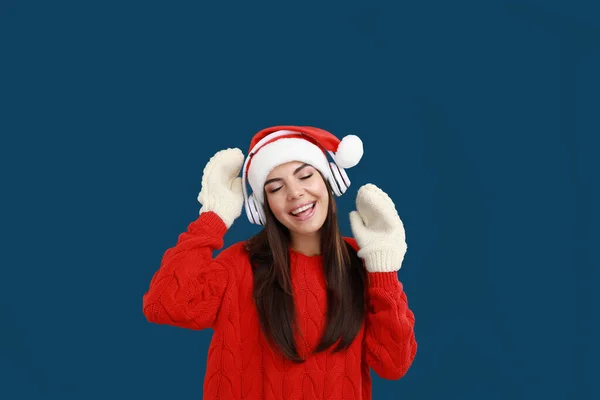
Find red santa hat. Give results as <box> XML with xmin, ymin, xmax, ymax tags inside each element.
<box><xmin>243</xmin><ymin>125</ymin><xmax>363</xmax><ymax>206</ymax></box>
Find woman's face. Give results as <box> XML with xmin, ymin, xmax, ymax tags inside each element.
<box><xmin>264</xmin><ymin>161</ymin><xmax>329</xmax><ymax>236</ymax></box>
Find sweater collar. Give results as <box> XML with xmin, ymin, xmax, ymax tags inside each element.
<box><xmin>288</xmin><ymin>248</ymin><xmax>323</xmax><ymax>263</ymax></box>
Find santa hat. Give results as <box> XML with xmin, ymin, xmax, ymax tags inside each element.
<box><xmin>243</xmin><ymin>125</ymin><xmax>363</xmax><ymax>206</ymax></box>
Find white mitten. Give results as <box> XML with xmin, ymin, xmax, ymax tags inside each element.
<box><xmin>197</xmin><ymin>148</ymin><xmax>245</xmax><ymax>229</ymax></box>
<box><xmin>349</xmin><ymin>183</ymin><xmax>407</xmax><ymax>272</ymax></box>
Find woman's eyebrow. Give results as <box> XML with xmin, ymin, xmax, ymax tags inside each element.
<box><xmin>264</xmin><ymin>163</ymin><xmax>311</xmax><ymax>186</ymax></box>
<box><xmin>293</xmin><ymin>163</ymin><xmax>311</xmax><ymax>174</ymax></box>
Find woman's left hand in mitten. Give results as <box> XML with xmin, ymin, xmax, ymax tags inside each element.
<box><xmin>349</xmin><ymin>184</ymin><xmax>407</xmax><ymax>273</ymax></box>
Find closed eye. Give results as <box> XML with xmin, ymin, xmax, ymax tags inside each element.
<box><xmin>300</xmin><ymin>174</ymin><xmax>313</xmax><ymax>180</ymax></box>
<box><xmin>268</xmin><ymin>187</ymin><xmax>282</xmax><ymax>193</ymax></box>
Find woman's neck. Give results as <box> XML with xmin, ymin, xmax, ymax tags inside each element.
<box><xmin>289</xmin><ymin>232</ymin><xmax>321</xmax><ymax>256</ymax></box>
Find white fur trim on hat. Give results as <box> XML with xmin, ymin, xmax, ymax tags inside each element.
<box><xmin>247</xmin><ymin>137</ymin><xmax>332</xmax><ymax>206</ymax></box>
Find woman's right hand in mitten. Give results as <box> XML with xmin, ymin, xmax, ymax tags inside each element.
<box><xmin>197</xmin><ymin>148</ymin><xmax>245</xmax><ymax>229</ymax></box>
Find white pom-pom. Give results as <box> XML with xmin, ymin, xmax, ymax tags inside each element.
<box><xmin>335</xmin><ymin>134</ymin><xmax>363</xmax><ymax>168</ymax></box>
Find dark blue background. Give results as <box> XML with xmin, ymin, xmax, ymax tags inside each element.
<box><xmin>2</xmin><ymin>1</ymin><xmax>598</xmax><ymax>399</ymax></box>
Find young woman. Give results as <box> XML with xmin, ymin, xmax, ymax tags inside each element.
<box><xmin>142</xmin><ymin>126</ymin><xmax>417</xmax><ymax>400</ymax></box>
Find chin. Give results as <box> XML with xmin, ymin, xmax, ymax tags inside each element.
<box><xmin>290</xmin><ymin>224</ymin><xmax>322</xmax><ymax>236</ymax></box>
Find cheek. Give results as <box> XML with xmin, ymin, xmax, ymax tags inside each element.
<box><xmin>313</xmin><ymin>180</ymin><xmax>329</xmax><ymax>198</ymax></box>
<box><xmin>311</xmin><ymin>181</ymin><xmax>329</xmax><ymax>211</ymax></box>
<box><xmin>267</xmin><ymin>195</ymin><xmax>286</xmax><ymax>217</ymax></box>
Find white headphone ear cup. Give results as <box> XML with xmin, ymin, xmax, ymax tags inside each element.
<box><xmin>254</xmin><ymin>196</ymin><xmax>266</xmax><ymax>225</ymax></box>
<box><xmin>247</xmin><ymin>193</ymin><xmax>265</xmax><ymax>225</ymax></box>
<box><xmin>329</xmin><ymin>162</ymin><xmax>350</xmax><ymax>196</ymax></box>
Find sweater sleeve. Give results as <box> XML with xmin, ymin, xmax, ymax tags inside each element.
<box><xmin>142</xmin><ymin>211</ymin><xmax>234</xmax><ymax>330</ymax></box>
<box><xmin>363</xmin><ymin>272</ymin><xmax>417</xmax><ymax>380</ymax></box>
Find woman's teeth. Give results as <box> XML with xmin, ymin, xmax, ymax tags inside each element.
<box><xmin>291</xmin><ymin>202</ymin><xmax>315</xmax><ymax>215</ymax></box>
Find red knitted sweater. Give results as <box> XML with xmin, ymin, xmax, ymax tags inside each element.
<box><xmin>142</xmin><ymin>212</ymin><xmax>417</xmax><ymax>400</ymax></box>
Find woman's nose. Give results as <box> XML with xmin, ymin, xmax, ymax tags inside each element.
<box><xmin>287</xmin><ymin>181</ymin><xmax>305</xmax><ymax>199</ymax></box>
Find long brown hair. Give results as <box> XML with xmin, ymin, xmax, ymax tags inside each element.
<box><xmin>244</xmin><ymin>176</ymin><xmax>367</xmax><ymax>363</ymax></box>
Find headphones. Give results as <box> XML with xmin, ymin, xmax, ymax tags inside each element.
<box><xmin>241</xmin><ymin>130</ymin><xmax>351</xmax><ymax>225</ymax></box>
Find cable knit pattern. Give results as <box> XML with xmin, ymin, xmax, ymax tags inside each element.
<box><xmin>142</xmin><ymin>212</ymin><xmax>417</xmax><ymax>399</ymax></box>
